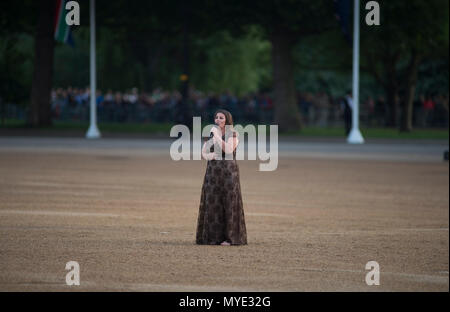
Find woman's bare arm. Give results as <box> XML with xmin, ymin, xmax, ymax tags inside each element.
<box><xmin>202</xmin><ymin>140</ymin><xmax>217</xmax><ymax>160</ymax></box>
<box><xmin>214</xmin><ymin>134</ymin><xmax>239</xmax><ymax>154</ymax></box>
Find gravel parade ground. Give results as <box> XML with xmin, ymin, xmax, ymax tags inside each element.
<box><xmin>0</xmin><ymin>137</ymin><xmax>448</xmax><ymax>291</ymax></box>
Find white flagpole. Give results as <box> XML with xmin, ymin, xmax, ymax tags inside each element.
<box><xmin>347</xmin><ymin>0</ymin><xmax>364</xmax><ymax>144</ymax></box>
<box><xmin>86</xmin><ymin>0</ymin><xmax>101</xmax><ymax>139</ymax></box>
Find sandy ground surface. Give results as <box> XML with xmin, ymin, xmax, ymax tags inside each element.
<box><xmin>0</xmin><ymin>137</ymin><xmax>448</xmax><ymax>291</ymax></box>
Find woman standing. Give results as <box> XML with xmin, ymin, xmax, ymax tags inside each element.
<box><xmin>196</xmin><ymin>109</ymin><xmax>247</xmax><ymax>246</ymax></box>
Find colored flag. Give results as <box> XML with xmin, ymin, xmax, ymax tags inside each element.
<box><xmin>54</xmin><ymin>0</ymin><xmax>75</xmax><ymax>47</ymax></box>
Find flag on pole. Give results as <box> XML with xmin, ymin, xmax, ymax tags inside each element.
<box><xmin>54</xmin><ymin>0</ymin><xmax>75</xmax><ymax>47</ymax></box>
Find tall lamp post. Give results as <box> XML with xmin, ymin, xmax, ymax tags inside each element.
<box><xmin>347</xmin><ymin>0</ymin><xmax>364</xmax><ymax>144</ymax></box>
<box><xmin>86</xmin><ymin>0</ymin><xmax>101</xmax><ymax>139</ymax></box>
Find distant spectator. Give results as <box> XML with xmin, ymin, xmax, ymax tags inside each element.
<box><xmin>340</xmin><ymin>90</ymin><xmax>353</xmax><ymax>136</ymax></box>
<box><xmin>364</xmin><ymin>96</ymin><xmax>375</xmax><ymax>127</ymax></box>
<box><xmin>375</xmin><ymin>96</ymin><xmax>386</xmax><ymax>127</ymax></box>
<box><xmin>315</xmin><ymin>92</ymin><xmax>330</xmax><ymax>127</ymax></box>
<box><xmin>412</xmin><ymin>95</ymin><xmax>424</xmax><ymax>127</ymax></box>
<box><xmin>423</xmin><ymin>96</ymin><xmax>435</xmax><ymax>127</ymax></box>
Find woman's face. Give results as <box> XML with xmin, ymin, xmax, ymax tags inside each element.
<box><xmin>214</xmin><ymin>113</ymin><xmax>226</xmax><ymax>129</ymax></box>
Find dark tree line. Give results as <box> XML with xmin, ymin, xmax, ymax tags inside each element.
<box><xmin>0</xmin><ymin>0</ymin><xmax>448</xmax><ymax>132</ymax></box>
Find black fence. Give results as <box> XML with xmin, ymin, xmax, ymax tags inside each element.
<box><xmin>1</xmin><ymin>92</ymin><xmax>448</xmax><ymax>129</ymax></box>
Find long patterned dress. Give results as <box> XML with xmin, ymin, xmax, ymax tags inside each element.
<box><xmin>196</xmin><ymin>132</ymin><xmax>247</xmax><ymax>245</ymax></box>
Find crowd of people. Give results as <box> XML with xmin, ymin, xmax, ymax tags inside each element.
<box><xmin>298</xmin><ymin>92</ymin><xmax>449</xmax><ymax>129</ymax></box>
<box><xmin>1</xmin><ymin>86</ymin><xmax>435</xmax><ymax>129</ymax></box>
<box><xmin>50</xmin><ymin>87</ymin><xmax>275</xmax><ymax>124</ymax></box>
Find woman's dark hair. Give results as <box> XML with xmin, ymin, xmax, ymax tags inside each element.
<box><xmin>214</xmin><ymin>109</ymin><xmax>233</xmax><ymax>126</ymax></box>
<box><xmin>213</xmin><ymin>109</ymin><xmax>237</xmax><ymax>139</ymax></box>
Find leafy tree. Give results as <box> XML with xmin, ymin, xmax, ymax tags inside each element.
<box><xmin>28</xmin><ymin>0</ymin><xmax>57</xmax><ymax>126</ymax></box>
<box><xmin>190</xmin><ymin>27</ymin><xmax>271</xmax><ymax>96</ymax></box>
<box><xmin>0</xmin><ymin>0</ymin><xmax>36</xmax><ymax>124</ymax></box>
<box><xmin>209</xmin><ymin>0</ymin><xmax>338</xmax><ymax>131</ymax></box>
<box><xmin>361</xmin><ymin>0</ymin><xmax>449</xmax><ymax>131</ymax></box>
